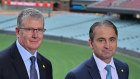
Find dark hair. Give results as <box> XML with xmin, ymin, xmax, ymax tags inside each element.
<box><xmin>89</xmin><ymin>20</ymin><xmax>118</xmax><ymax>41</ymax></box>
<box><xmin>17</xmin><ymin>8</ymin><xmax>44</xmax><ymax>28</ymax></box>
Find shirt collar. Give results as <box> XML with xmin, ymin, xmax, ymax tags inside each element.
<box><xmin>93</xmin><ymin>53</ymin><xmax>116</xmax><ymax>72</ymax></box>
<box><xmin>16</xmin><ymin>40</ymin><xmax>37</xmax><ymax>62</ymax></box>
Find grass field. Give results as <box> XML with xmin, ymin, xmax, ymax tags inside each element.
<box><xmin>0</xmin><ymin>34</ymin><xmax>140</xmax><ymax>79</ymax></box>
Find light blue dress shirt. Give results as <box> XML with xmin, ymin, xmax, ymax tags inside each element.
<box><xmin>93</xmin><ymin>53</ymin><xmax>118</xmax><ymax>79</ymax></box>
<box><xmin>16</xmin><ymin>40</ymin><xmax>40</xmax><ymax>79</ymax></box>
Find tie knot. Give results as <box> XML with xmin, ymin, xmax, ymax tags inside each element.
<box><xmin>30</xmin><ymin>56</ymin><xmax>36</xmax><ymax>64</ymax></box>
<box><xmin>105</xmin><ymin>65</ymin><xmax>111</xmax><ymax>72</ymax></box>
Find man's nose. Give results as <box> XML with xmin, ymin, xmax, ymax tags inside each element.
<box><xmin>104</xmin><ymin>41</ymin><xmax>110</xmax><ymax>49</ymax></box>
<box><xmin>32</xmin><ymin>30</ymin><xmax>38</xmax><ymax>38</ymax></box>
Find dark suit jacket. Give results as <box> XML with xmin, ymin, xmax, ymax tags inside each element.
<box><xmin>0</xmin><ymin>42</ymin><xmax>53</xmax><ymax>79</ymax></box>
<box><xmin>65</xmin><ymin>56</ymin><xmax>129</xmax><ymax>79</ymax></box>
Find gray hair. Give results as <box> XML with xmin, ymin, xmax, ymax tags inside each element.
<box><xmin>89</xmin><ymin>20</ymin><xmax>118</xmax><ymax>41</ymax></box>
<box><xmin>17</xmin><ymin>8</ymin><xmax>44</xmax><ymax>28</ymax></box>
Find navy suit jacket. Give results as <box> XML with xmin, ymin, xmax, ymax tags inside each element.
<box><xmin>65</xmin><ymin>56</ymin><xmax>129</xmax><ymax>79</ymax></box>
<box><xmin>0</xmin><ymin>42</ymin><xmax>53</xmax><ymax>79</ymax></box>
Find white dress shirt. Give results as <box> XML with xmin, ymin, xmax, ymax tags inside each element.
<box><xmin>93</xmin><ymin>53</ymin><xmax>119</xmax><ymax>79</ymax></box>
<box><xmin>16</xmin><ymin>40</ymin><xmax>40</xmax><ymax>79</ymax></box>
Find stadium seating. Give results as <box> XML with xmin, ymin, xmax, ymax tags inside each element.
<box><xmin>0</xmin><ymin>14</ymin><xmax>140</xmax><ymax>53</ymax></box>
<box><xmin>93</xmin><ymin>0</ymin><xmax>140</xmax><ymax>9</ymax></box>
<box><xmin>0</xmin><ymin>15</ymin><xmax>16</xmax><ymax>22</ymax></box>
<box><xmin>114</xmin><ymin>0</ymin><xmax>140</xmax><ymax>9</ymax></box>
<box><xmin>92</xmin><ymin>0</ymin><xmax>117</xmax><ymax>7</ymax></box>
<box><xmin>89</xmin><ymin>0</ymin><xmax>140</xmax><ymax>9</ymax></box>
<box><xmin>0</xmin><ymin>16</ymin><xmax>16</xmax><ymax>30</ymax></box>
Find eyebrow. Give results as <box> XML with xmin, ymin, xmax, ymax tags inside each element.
<box><xmin>97</xmin><ymin>37</ymin><xmax>117</xmax><ymax>40</ymax></box>
<box><xmin>97</xmin><ymin>37</ymin><xmax>105</xmax><ymax>40</ymax></box>
<box><xmin>110</xmin><ymin>37</ymin><xmax>117</xmax><ymax>39</ymax></box>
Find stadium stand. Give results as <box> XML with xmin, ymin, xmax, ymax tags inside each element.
<box><xmin>0</xmin><ymin>15</ymin><xmax>16</xmax><ymax>22</ymax></box>
<box><xmin>111</xmin><ymin>0</ymin><xmax>131</xmax><ymax>6</ymax></box>
<box><xmin>0</xmin><ymin>13</ymin><xmax>140</xmax><ymax>54</ymax></box>
<box><xmin>0</xmin><ymin>16</ymin><xmax>16</xmax><ymax>30</ymax></box>
<box><xmin>93</xmin><ymin>0</ymin><xmax>117</xmax><ymax>7</ymax></box>
<box><xmin>44</xmin><ymin>14</ymin><xmax>108</xmax><ymax>38</ymax></box>
<box><xmin>88</xmin><ymin>0</ymin><xmax>139</xmax><ymax>9</ymax></box>
<box><xmin>114</xmin><ymin>0</ymin><xmax>140</xmax><ymax>9</ymax></box>
<box><xmin>87</xmin><ymin>0</ymin><xmax>140</xmax><ymax>19</ymax></box>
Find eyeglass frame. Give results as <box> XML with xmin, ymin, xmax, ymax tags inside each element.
<box><xmin>19</xmin><ymin>28</ymin><xmax>46</xmax><ymax>34</ymax></box>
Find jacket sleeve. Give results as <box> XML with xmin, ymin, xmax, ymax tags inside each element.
<box><xmin>65</xmin><ymin>72</ymin><xmax>76</xmax><ymax>79</ymax></box>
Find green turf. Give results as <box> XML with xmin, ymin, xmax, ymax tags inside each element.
<box><xmin>0</xmin><ymin>34</ymin><xmax>140</xmax><ymax>79</ymax></box>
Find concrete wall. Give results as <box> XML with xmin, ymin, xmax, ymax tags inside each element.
<box><xmin>59</xmin><ymin>1</ymin><xmax>69</xmax><ymax>11</ymax></box>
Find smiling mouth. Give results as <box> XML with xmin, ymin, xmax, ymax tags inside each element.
<box><xmin>30</xmin><ymin>40</ymin><xmax>38</xmax><ymax>43</ymax></box>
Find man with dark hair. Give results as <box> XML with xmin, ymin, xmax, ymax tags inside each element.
<box><xmin>65</xmin><ymin>20</ymin><xmax>129</xmax><ymax>79</ymax></box>
<box><xmin>0</xmin><ymin>8</ymin><xmax>53</xmax><ymax>79</ymax></box>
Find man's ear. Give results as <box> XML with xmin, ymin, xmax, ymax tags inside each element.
<box><xmin>15</xmin><ymin>27</ymin><xmax>20</xmax><ymax>37</ymax></box>
<box><xmin>88</xmin><ymin>39</ymin><xmax>93</xmax><ymax>49</ymax></box>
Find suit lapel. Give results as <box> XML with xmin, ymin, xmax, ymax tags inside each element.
<box><xmin>114</xmin><ymin>58</ymin><xmax>123</xmax><ymax>79</ymax></box>
<box><xmin>87</xmin><ymin>56</ymin><xmax>101</xmax><ymax>79</ymax></box>
<box><xmin>10</xmin><ymin>42</ymin><xmax>29</xmax><ymax>79</ymax></box>
<box><xmin>37</xmin><ymin>54</ymin><xmax>46</xmax><ymax>79</ymax></box>
<box><xmin>86</xmin><ymin>56</ymin><xmax>126</xmax><ymax>79</ymax></box>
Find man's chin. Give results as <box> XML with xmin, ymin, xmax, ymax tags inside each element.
<box><xmin>30</xmin><ymin>46</ymin><xmax>40</xmax><ymax>50</ymax></box>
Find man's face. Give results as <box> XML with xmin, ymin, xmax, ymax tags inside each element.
<box><xmin>89</xmin><ymin>26</ymin><xmax>117</xmax><ymax>63</ymax></box>
<box><xmin>16</xmin><ymin>18</ymin><xmax>44</xmax><ymax>54</ymax></box>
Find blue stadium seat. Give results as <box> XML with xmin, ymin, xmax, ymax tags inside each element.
<box><xmin>0</xmin><ymin>14</ymin><xmax>140</xmax><ymax>53</ymax></box>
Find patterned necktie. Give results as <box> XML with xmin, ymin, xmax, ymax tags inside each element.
<box><xmin>105</xmin><ymin>65</ymin><xmax>112</xmax><ymax>79</ymax></box>
<box><xmin>30</xmin><ymin>56</ymin><xmax>38</xmax><ymax>79</ymax></box>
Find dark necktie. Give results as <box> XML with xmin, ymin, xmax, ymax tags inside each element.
<box><xmin>105</xmin><ymin>65</ymin><xmax>112</xmax><ymax>79</ymax></box>
<box><xmin>30</xmin><ymin>56</ymin><xmax>38</xmax><ymax>79</ymax></box>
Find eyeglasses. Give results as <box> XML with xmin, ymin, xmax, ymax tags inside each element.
<box><xmin>19</xmin><ymin>28</ymin><xmax>46</xmax><ymax>34</ymax></box>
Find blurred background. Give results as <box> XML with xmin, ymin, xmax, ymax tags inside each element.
<box><xmin>0</xmin><ymin>0</ymin><xmax>140</xmax><ymax>79</ymax></box>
